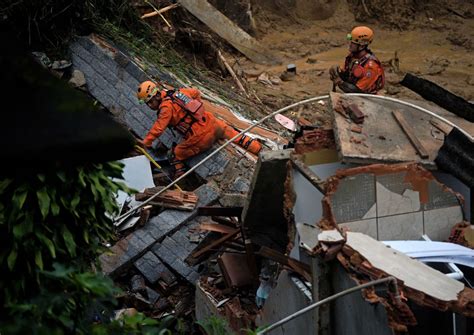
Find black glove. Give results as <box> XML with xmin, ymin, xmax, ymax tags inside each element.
<box><xmin>329</xmin><ymin>65</ymin><xmax>340</xmax><ymax>81</ymax></box>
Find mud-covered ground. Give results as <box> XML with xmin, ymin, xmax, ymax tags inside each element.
<box><xmin>138</xmin><ymin>0</ymin><xmax>473</xmax><ymax>128</ymax></box>
<box><xmin>228</xmin><ymin>0</ymin><xmax>474</xmax><ymax>125</ymax></box>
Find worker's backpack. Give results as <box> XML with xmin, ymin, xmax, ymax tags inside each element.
<box><xmin>164</xmin><ymin>89</ymin><xmax>206</xmax><ymax>135</ymax></box>
<box><xmin>165</xmin><ymin>89</ymin><xmax>205</xmax><ymax>122</ymax></box>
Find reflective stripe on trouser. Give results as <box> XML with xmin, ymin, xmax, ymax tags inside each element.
<box><xmin>215</xmin><ymin>119</ymin><xmax>262</xmax><ymax>155</ymax></box>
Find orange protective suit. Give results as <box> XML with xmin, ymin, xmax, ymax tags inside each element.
<box><xmin>340</xmin><ymin>52</ymin><xmax>385</xmax><ymax>94</ymax></box>
<box><xmin>143</xmin><ymin>88</ymin><xmax>261</xmax><ymax>161</ymax></box>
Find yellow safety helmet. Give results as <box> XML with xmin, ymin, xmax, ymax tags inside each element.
<box><xmin>137</xmin><ymin>81</ymin><xmax>159</xmax><ymax>104</ymax></box>
<box><xmin>347</xmin><ymin>26</ymin><xmax>374</xmax><ymax>46</ymax></box>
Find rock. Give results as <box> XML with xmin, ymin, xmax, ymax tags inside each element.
<box><xmin>230</xmin><ymin>176</ymin><xmax>250</xmax><ymax>193</ymax></box>
<box><xmin>51</xmin><ymin>60</ymin><xmax>72</xmax><ymax>70</ymax></box>
<box><xmin>270</xmin><ymin>76</ymin><xmax>282</xmax><ymax>85</ymax></box>
<box><xmin>466</xmin><ymin>75</ymin><xmax>474</xmax><ymax>86</ymax></box>
<box><xmin>385</xmin><ymin>85</ymin><xmax>402</xmax><ymax>95</ymax></box>
<box><xmin>257</xmin><ymin>72</ymin><xmax>273</xmax><ymax>86</ymax></box>
<box><xmin>306</xmin><ymin>58</ymin><xmax>317</xmax><ymax>64</ymax></box>
<box><xmin>243</xmin><ymin>68</ymin><xmax>263</xmax><ymax>78</ymax></box>
<box><xmin>68</xmin><ymin>70</ymin><xmax>86</xmax><ymax>87</ymax></box>
<box><xmin>130</xmin><ymin>274</ymin><xmax>146</xmax><ymax>293</ymax></box>
<box><xmin>280</xmin><ymin>71</ymin><xmax>296</xmax><ymax>81</ymax></box>
<box><xmin>220</xmin><ymin>193</ymin><xmax>247</xmax><ymax>207</ymax></box>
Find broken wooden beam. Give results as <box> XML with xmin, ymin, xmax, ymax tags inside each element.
<box><xmin>199</xmin><ymin>223</ymin><xmax>237</xmax><ymax>235</ymax></box>
<box><xmin>178</xmin><ymin>0</ymin><xmax>280</xmax><ymax>65</ymax></box>
<box><xmin>392</xmin><ymin>110</ymin><xmax>429</xmax><ymax>159</ymax></box>
<box><xmin>257</xmin><ymin>246</ymin><xmax>311</xmax><ymax>282</ymax></box>
<box><xmin>141</xmin><ymin>3</ymin><xmax>179</xmax><ymax>19</ymax></box>
<box><xmin>429</xmin><ymin>119</ymin><xmax>452</xmax><ymax>135</ymax></box>
<box><xmin>190</xmin><ymin>229</ymin><xmax>240</xmax><ymax>259</ymax></box>
<box><xmin>217</xmin><ymin>50</ymin><xmax>248</xmax><ymax>97</ymax></box>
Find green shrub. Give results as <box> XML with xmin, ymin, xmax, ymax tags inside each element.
<box><xmin>0</xmin><ymin>162</ymin><xmax>171</xmax><ymax>334</ymax></box>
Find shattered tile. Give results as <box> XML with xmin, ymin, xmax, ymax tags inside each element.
<box><xmin>423</xmin><ymin>180</ymin><xmax>461</xmax><ymax>210</ymax></box>
<box><xmin>339</xmin><ymin>219</ymin><xmax>377</xmax><ymax>239</ymax></box>
<box><xmin>376</xmin><ymin>182</ymin><xmax>420</xmax><ymax>217</ymax></box>
<box><xmin>330</xmin><ymin>173</ymin><xmax>376</xmax><ymax>222</ymax></box>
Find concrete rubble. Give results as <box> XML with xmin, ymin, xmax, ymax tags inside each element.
<box><xmin>64</xmin><ymin>28</ymin><xmax>474</xmax><ymax>335</ymax></box>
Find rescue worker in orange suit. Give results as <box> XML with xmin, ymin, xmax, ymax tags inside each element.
<box><xmin>329</xmin><ymin>26</ymin><xmax>385</xmax><ymax>94</ymax></box>
<box><xmin>136</xmin><ymin>81</ymin><xmax>261</xmax><ymax>178</ymax></box>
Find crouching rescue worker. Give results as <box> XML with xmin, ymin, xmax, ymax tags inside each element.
<box><xmin>136</xmin><ymin>81</ymin><xmax>261</xmax><ymax>178</ymax></box>
<box><xmin>329</xmin><ymin>26</ymin><xmax>384</xmax><ymax>94</ymax></box>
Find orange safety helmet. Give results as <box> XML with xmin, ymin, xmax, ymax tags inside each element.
<box><xmin>347</xmin><ymin>26</ymin><xmax>374</xmax><ymax>46</ymax></box>
<box><xmin>137</xmin><ymin>81</ymin><xmax>159</xmax><ymax>104</ymax></box>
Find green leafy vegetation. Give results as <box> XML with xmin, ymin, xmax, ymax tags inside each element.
<box><xmin>0</xmin><ymin>162</ymin><xmax>170</xmax><ymax>334</ymax></box>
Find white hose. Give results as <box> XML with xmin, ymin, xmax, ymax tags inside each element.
<box><xmin>114</xmin><ymin>93</ymin><xmax>472</xmax><ymax>222</ymax></box>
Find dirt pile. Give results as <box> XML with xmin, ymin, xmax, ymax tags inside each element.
<box><xmin>347</xmin><ymin>0</ymin><xmax>473</xmax><ymax>30</ymax></box>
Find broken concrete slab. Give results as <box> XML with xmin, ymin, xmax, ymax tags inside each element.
<box><xmin>318</xmin><ymin>229</ymin><xmax>344</xmax><ymax>244</ymax></box>
<box><xmin>329</xmin><ymin>92</ymin><xmax>443</xmax><ymax>166</ymax></box>
<box><xmin>178</xmin><ymin>0</ymin><xmax>280</xmax><ymax>65</ymax></box>
<box><xmin>243</xmin><ymin>150</ymin><xmax>294</xmax><ymax>251</ymax></box>
<box><xmin>322</xmin><ymin>163</ymin><xmax>464</xmax><ymax>241</ymax></box>
<box><xmin>256</xmin><ymin>270</ymin><xmax>313</xmax><ymax>335</ymax></box>
<box><xmin>347</xmin><ymin>232</ymin><xmax>464</xmax><ymax>302</ymax></box>
<box><xmin>334</xmin><ymin>231</ymin><xmax>474</xmax><ymax>332</ymax></box>
<box><xmin>99</xmin><ymin>184</ymin><xmax>219</xmax><ymax>277</ymax></box>
<box><xmin>195</xmin><ymin>282</ymin><xmax>235</xmax><ymax>334</ymax></box>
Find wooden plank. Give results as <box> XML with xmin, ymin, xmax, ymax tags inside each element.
<box><xmin>135</xmin><ymin>187</ymin><xmax>198</xmax><ymax>211</ymax></box>
<box><xmin>203</xmin><ymin>101</ymin><xmax>287</xmax><ymax>145</ymax></box>
<box><xmin>197</xmin><ymin>206</ymin><xmax>243</xmax><ymax>218</ymax></box>
<box><xmin>392</xmin><ymin>110</ymin><xmax>429</xmax><ymax>159</ymax></box>
<box><xmin>430</xmin><ymin>119</ymin><xmax>452</xmax><ymax>135</ymax></box>
<box><xmin>190</xmin><ymin>229</ymin><xmax>240</xmax><ymax>259</ymax></box>
<box><xmin>199</xmin><ymin>223</ymin><xmax>237</xmax><ymax>234</ymax></box>
<box><xmin>178</xmin><ymin>0</ymin><xmax>280</xmax><ymax>65</ymax></box>
<box><xmin>257</xmin><ymin>246</ymin><xmax>311</xmax><ymax>282</ymax></box>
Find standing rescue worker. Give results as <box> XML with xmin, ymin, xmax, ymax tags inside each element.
<box><xmin>329</xmin><ymin>26</ymin><xmax>384</xmax><ymax>94</ymax></box>
<box><xmin>136</xmin><ymin>81</ymin><xmax>261</xmax><ymax>178</ymax></box>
